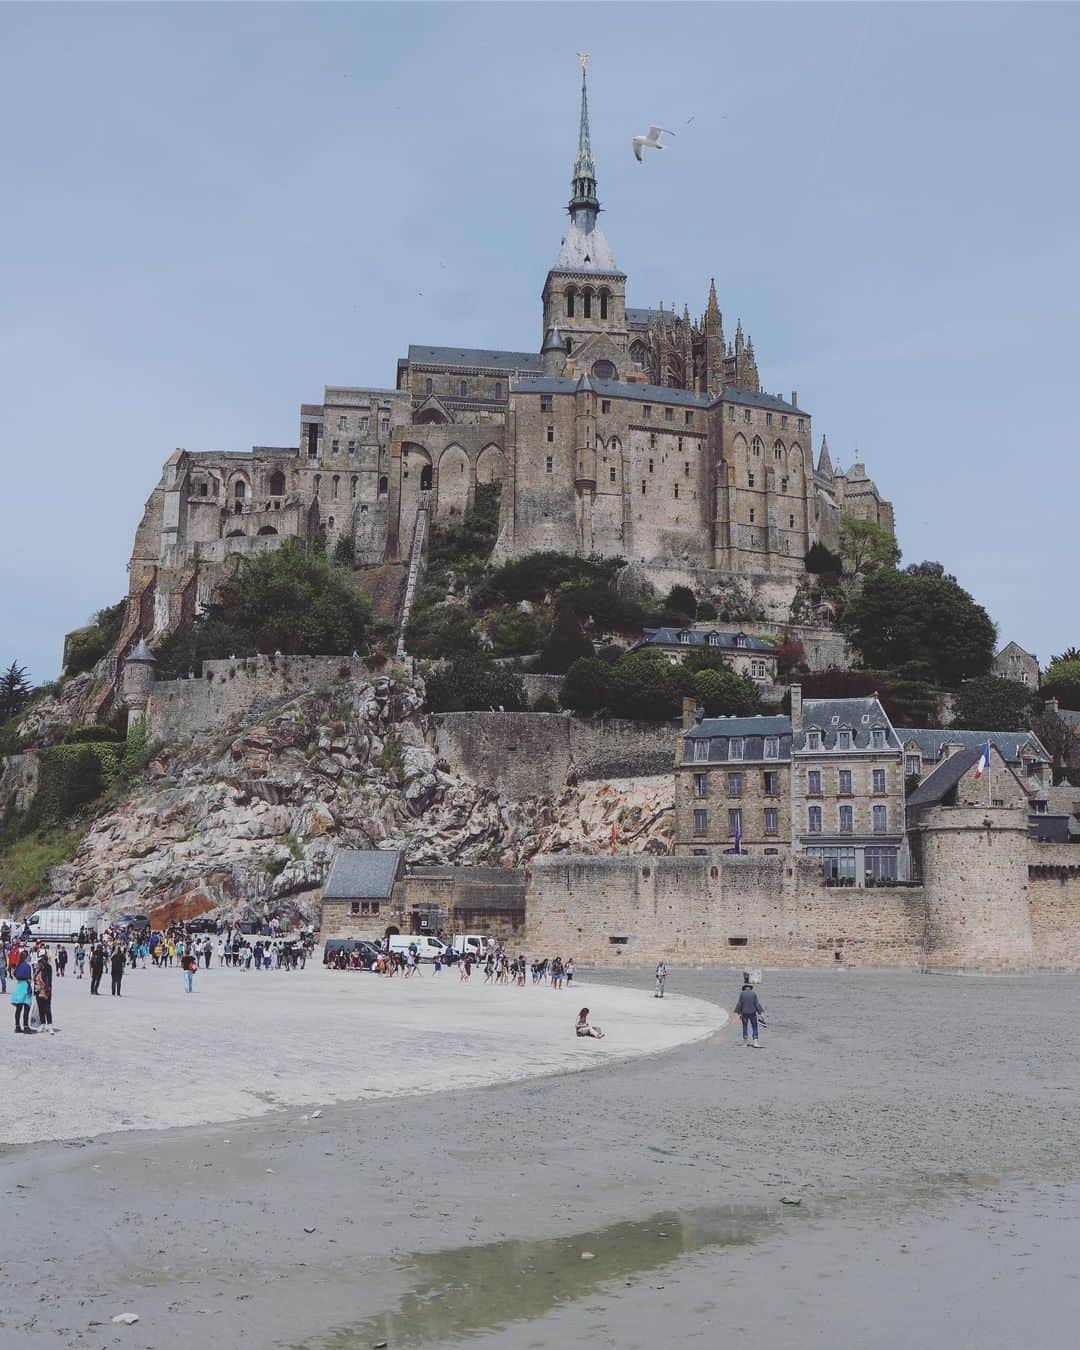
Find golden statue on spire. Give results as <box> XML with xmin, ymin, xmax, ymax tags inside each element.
<box><xmin>577</xmin><ymin>51</ymin><xmax>589</xmax><ymax>72</ymax></box>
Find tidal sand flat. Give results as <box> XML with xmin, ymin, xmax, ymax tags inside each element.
<box><xmin>5</xmin><ymin>968</ymin><xmax>1080</xmax><ymax>1349</ymax></box>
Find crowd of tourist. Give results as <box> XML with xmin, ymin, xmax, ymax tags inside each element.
<box><xmin>323</xmin><ymin>939</ymin><xmax>577</xmax><ymax>989</ymax></box>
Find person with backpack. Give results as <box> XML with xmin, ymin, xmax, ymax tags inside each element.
<box><xmin>33</xmin><ymin>954</ymin><xmax>55</xmax><ymax>1034</ymax></box>
<box><xmin>182</xmin><ymin>949</ymin><xmax>198</xmax><ymax>993</ymax></box>
<box><xmin>11</xmin><ymin>953</ymin><xmax>33</xmax><ymax>1033</ymax></box>
<box><xmin>733</xmin><ymin>977</ymin><xmax>765</xmax><ymax>1049</ymax></box>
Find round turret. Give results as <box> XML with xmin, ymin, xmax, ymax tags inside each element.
<box><xmin>122</xmin><ymin>638</ymin><xmax>157</xmax><ymax>724</ymax></box>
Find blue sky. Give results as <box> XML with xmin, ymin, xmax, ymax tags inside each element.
<box><xmin>2</xmin><ymin>2</ymin><xmax>1078</xmax><ymax>683</ymax></box>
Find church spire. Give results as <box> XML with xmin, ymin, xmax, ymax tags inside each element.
<box><xmin>569</xmin><ymin>53</ymin><xmax>599</xmax><ymax>215</ymax></box>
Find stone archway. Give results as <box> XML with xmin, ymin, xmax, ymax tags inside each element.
<box><xmin>476</xmin><ymin>443</ymin><xmax>505</xmax><ymax>487</ymax></box>
<box><xmin>436</xmin><ymin>444</ymin><xmax>469</xmax><ymax>522</ymax></box>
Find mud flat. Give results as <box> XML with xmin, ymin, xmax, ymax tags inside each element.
<box><xmin>4</xmin><ymin>968</ymin><xmax>1080</xmax><ymax>1348</ymax></box>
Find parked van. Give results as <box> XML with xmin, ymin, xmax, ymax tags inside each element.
<box><xmin>386</xmin><ymin>935</ymin><xmax>446</xmax><ymax>962</ymax></box>
<box><xmin>450</xmin><ymin>933</ymin><xmax>491</xmax><ymax>960</ymax></box>
<box><xmin>24</xmin><ymin>907</ymin><xmax>102</xmax><ymax>943</ymax></box>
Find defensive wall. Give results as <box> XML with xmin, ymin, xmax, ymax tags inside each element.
<box><xmin>147</xmin><ymin>654</ymin><xmax>363</xmax><ymax>742</ymax></box>
<box><xmin>431</xmin><ymin>711</ymin><xmax>677</xmax><ymax>799</ymax></box>
<box><xmin>1028</xmin><ymin>842</ymin><xmax>1080</xmax><ymax>968</ymax></box>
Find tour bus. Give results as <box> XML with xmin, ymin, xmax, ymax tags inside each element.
<box><xmin>24</xmin><ymin>907</ymin><xmax>102</xmax><ymax>943</ymax></box>
<box><xmin>386</xmin><ymin>934</ymin><xmax>447</xmax><ymax>963</ymax></box>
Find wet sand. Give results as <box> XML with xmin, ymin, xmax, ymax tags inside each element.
<box><xmin>4</xmin><ymin>967</ymin><xmax>1080</xmax><ymax>1348</ymax></box>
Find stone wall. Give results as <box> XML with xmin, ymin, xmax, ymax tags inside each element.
<box><xmin>147</xmin><ymin>655</ymin><xmax>363</xmax><ymax>742</ymax></box>
<box><xmin>0</xmin><ymin>753</ymin><xmax>39</xmax><ymax>815</ymax></box>
<box><xmin>431</xmin><ymin>712</ymin><xmax>677</xmax><ymax>799</ymax></box>
<box><xmin>1028</xmin><ymin>843</ymin><xmax>1080</xmax><ymax>967</ymax></box>
<box><xmin>525</xmin><ymin>853</ymin><xmax>928</xmax><ymax>967</ymax></box>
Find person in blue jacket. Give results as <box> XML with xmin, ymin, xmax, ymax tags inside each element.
<box><xmin>733</xmin><ymin>977</ymin><xmax>764</xmax><ymax>1049</ymax></box>
<box><xmin>11</xmin><ymin>955</ymin><xmax>33</xmax><ymax>1033</ymax></box>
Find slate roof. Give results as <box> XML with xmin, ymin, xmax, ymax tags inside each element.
<box><xmin>632</xmin><ymin>628</ymin><xmax>775</xmax><ymax>655</ymax></box>
<box><xmin>906</xmin><ymin>746</ymin><xmax>984</xmax><ymax>809</ymax></box>
<box><xmin>407</xmin><ymin>345</ymin><xmax>544</xmax><ymax>373</ymax></box>
<box><xmin>322</xmin><ymin>849</ymin><xmax>402</xmax><ymax>900</ymax></box>
<box><xmin>715</xmin><ymin>386</ymin><xmax>808</xmax><ymax>416</ymax></box>
<box><xmin>553</xmin><ymin>218</ymin><xmax>622</xmax><ymax>274</ymax></box>
<box><xmin>510</xmin><ymin>376</ymin><xmax>708</xmax><ymax>408</ymax></box>
<box><xmin>796</xmin><ymin>698</ymin><xmax>899</xmax><ymax>750</ymax></box>
<box><xmin>685</xmin><ymin>714</ymin><xmax>791</xmax><ymax>739</ymax></box>
<box><xmin>1054</xmin><ymin>708</ymin><xmax>1080</xmax><ymax>731</ymax></box>
<box><xmin>626</xmin><ymin>307</ymin><xmax>662</xmax><ymax>327</ymax></box>
<box><xmin>896</xmin><ymin>728</ymin><xmax>1049</xmax><ymax>765</ymax></box>
<box><xmin>680</xmin><ymin>714</ymin><xmax>793</xmax><ymax>764</ymax></box>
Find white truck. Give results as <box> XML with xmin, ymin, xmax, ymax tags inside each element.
<box><xmin>449</xmin><ymin>933</ymin><xmax>492</xmax><ymax>960</ymax></box>
<box><xmin>23</xmin><ymin>907</ymin><xmax>102</xmax><ymax>943</ymax></box>
<box><xmin>386</xmin><ymin>934</ymin><xmax>447</xmax><ymax>962</ymax></box>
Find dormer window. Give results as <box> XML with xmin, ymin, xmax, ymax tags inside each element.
<box><xmin>729</xmin><ymin>738</ymin><xmax>744</xmax><ymax>761</ymax></box>
<box><xmin>838</xmin><ymin>729</ymin><xmax>852</xmax><ymax>751</ymax></box>
<box><xmin>736</xmin><ymin>634</ymin><xmax>747</xmax><ymax>648</ymax></box>
<box><xmin>708</xmin><ymin>633</ymin><xmax>721</xmax><ymax>647</ymax></box>
<box><xmin>764</xmin><ymin>736</ymin><xmax>779</xmax><ymax>759</ymax></box>
<box><xmin>693</xmin><ymin>738</ymin><xmax>710</xmax><ymax>763</ymax></box>
<box><xmin>678</xmin><ymin>631</ymin><xmax>691</xmax><ymax>645</ymax></box>
<box><xmin>808</xmin><ymin>730</ymin><xmax>822</xmax><ymax>751</ymax></box>
<box><xmin>871</xmin><ymin>727</ymin><xmax>886</xmax><ymax>749</ymax></box>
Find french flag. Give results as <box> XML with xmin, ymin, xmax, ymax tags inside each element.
<box><xmin>974</xmin><ymin>742</ymin><xmax>991</xmax><ymax>779</ymax></box>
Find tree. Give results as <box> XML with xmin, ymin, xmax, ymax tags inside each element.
<box><xmin>538</xmin><ymin>608</ymin><xmax>594</xmax><ymax>674</ymax></box>
<box><xmin>692</xmin><ymin>667</ymin><xmax>761</xmax><ymax>717</ymax></box>
<box><xmin>1052</xmin><ymin>646</ymin><xmax>1080</xmax><ymax>665</ymax></box>
<box><xmin>1030</xmin><ymin>710</ymin><xmax>1080</xmax><ymax>783</ymax></box>
<box><xmin>839</xmin><ymin>516</ymin><xmax>901</xmax><ymax>574</ymax></box>
<box><xmin>950</xmin><ymin>676</ymin><xmax>1036</xmax><ymax>732</ymax></box>
<box><xmin>151</xmin><ymin>613</ymin><xmax>242</xmax><ymax>680</ymax></box>
<box><xmin>664</xmin><ymin>585</ymin><xmax>697</xmax><ymax>621</ymax></box>
<box><xmin>559</xmin><ymin>658</ymin><xmax>612</xmax><ymax>716</ymax></box>
<box><xmin>0</xmin><ymin>662</ymin><xmax>32</xmax><ymax>723</ymax></box>
<box><xmin>905</xmin><ymin>560</ymin><xmax>956</xmax><ymax>583</ymax></box>
<box><xmin>606</xmin><ymin>651</ymin><xmax>693</xmax><ymax>721</ymax></box>
<box><xmin>696</xmin><ymin>601</ymin><xmax>718</xmax><ymax>621</ymax></box>
<box><xmin>404</xmin><ymin>604</ymin><xmax>480</xmax><ymax>660</ymax></box>
<box><xmin>423</xmin><ymin>658</ymin><xmax>526</xmax><ymax>713</ymax></box>
<box><xmin>332</xmin><ymin>533</ymin><xmax>355</xmax><ymax>566</ymax></box>
<box><xmin>774</xmin><ymin>635</ymin><xmax>807</xmax><ymax>677</ymax></box>
<box><xmin>1043</xmin><ymin>659</ymin><xmax>1080</xmax><ymax>711</ymax></box>
<box><xmin>842</xmin><ymin>569</ymin><xmax>996</xmax><ymax>687</ymax></box>
<box><xmin>64</xmin><ymin>600</ymin><xmax>127</xmax><ymax>676</ymax></box>
<box><xmin>804</xmin><ymin>541</ymin><xmax>842</xmax><ymax>575</ymax></box>
<box><xmin>485</xmin><ymin>605</ymin><xmax>549</xmax><ymax>657</ymax></box>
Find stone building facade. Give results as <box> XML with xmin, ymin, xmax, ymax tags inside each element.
<box><xmin>992</xmin><ymin>640</ymin><xmax>1040</xmax><ymax>688</ymax></box>
<box><xmin>106</xmin><ymin>59</ymin><xmax>894</xmax><ymax>682</ymax></box>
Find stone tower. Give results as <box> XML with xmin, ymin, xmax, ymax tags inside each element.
<box><xmin>121</xmin><ymin>639</ymin><xmax>157</xmax><ymax>731</ymax></box>
<box><xmin>540</xmin><ymin>56</ymin><xmax>628</xmax><ymax>365</ymax></box>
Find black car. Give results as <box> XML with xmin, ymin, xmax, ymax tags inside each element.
<box><xmin>185</xmin><ymin>917</ymin><xmax>218</xmax><ymax>934</ymax></box>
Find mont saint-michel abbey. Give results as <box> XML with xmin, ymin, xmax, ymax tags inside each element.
<box><xmin>127</xmin><ymin>62</ymin><xmax>893</xmax><ymax>645</ymax></box>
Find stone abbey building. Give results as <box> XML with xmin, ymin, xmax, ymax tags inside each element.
<box><xmin>121</xmin><ymin>60</ymin><xmax>893</xmax><ymax>666</ymax></box>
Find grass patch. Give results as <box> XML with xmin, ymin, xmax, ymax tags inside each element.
<box><xmin>0</xmin><ymin>828</ymin><xmax>84</xmax><ymax>906</ymax></box>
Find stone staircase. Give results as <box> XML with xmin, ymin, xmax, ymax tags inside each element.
<box><xmin>396</xmin><ymin>491</ymin><xmax>431</xmax><ymax>658</ymax></box>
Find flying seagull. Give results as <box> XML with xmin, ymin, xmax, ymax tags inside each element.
<box><xmin>632</xmin><ymin>126</ymin><xmax>675</xmax><ymax>162</ymax></box>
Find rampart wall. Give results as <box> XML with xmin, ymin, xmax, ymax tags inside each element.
<box><xmin>431</xmin><ymin>712</ymin><xmax>676</xmax><ymax>798</ymax></box>
<box><xmin>525</xmin><ymin>853</ymin><xmax>929</xmax><ymax>967</ymax></box>
<box><xmin>1028</xmin><ymin>842</ymin><xmax>1080</xmax><ymax>968</ymax></box>
<box><xmin>147</xmin><ymin>654</ymin><xmax>362</xmax><ymax>742</ymax></box>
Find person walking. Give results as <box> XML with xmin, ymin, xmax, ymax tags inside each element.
<box><xmin>11</xmin><ymin>954</ymin><xmax>33</xmax><ymax>1033</ymax></box>
<box><xmin>74</xmin><ymin>943</ymin><xmax>86</xmax><ymax>980</ymax></box>
<box><xmin>733</xmin><ymin>978</ymin><xmax>764</xmax><ymax>1048</ymax></box>
<box><xmin>182</xmin><ymin>950</ymin><xmax>197</xmax><ymax>993</ymax></box>
<box><xmin>110</xmin><ymin>943</ymin><xmax>125</xmax><ymax>997</ymax></box>
<box><xmin>34</xmin><ymin>954</ymin><xmax>55</xmax><ymax>1033</ymax></box>
<box><xmin>89</xmin><ymin>944</ymin><xmax>105</xmax><ymax>995</ymax></box>
<box><xmin>56</xmin><ymin>946</ymin><xmax>68</xmax><ymax>979</ymax></box>
<box><xmin>654</xmin><ymin>960</ymin><xmax>667</xmax><ymax>999</ymax></box>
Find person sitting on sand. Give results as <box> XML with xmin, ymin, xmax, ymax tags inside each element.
<box><xmin>576</xmin><ymin>1008</ymin><xmax>604</xmax><ymax>1040</ymax></box>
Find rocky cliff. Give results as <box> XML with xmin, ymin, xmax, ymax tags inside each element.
<box><xmin>35</xmin><ymin>674</ymin><xmax>673</xmax><ymax>926</ymax></box>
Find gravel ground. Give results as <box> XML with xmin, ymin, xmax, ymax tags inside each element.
<box><xmin>3</xmin><ymin>966</ymin><xmax>1080</xmax><ymax>1349</ymax></box>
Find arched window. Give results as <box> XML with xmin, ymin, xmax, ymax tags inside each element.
<box><xmin>233</xmin><ymin>480</ymin><xmax>246</xmax><ymax>500</ymax></box>
<box><xmin>425</xmin><ymin>378</ymin><xmax>433</xmax><ymax>395</ymax></box>
<box><xmin>332</xmin><ymin>475</ymin><xmax>339</xmax><ymax>500</ymax></box>
<box><xmin>599</xmin><ymin>289</ymin><xmax>609</xmax><ymax>320</ymax></box>
<box><xmin>378</xmin><ymin>475</ymin><xmax>388</xmax><ymax>496</ymax></box>
<box><xmin>592</xmin><ymin>359</ymin><xmax>616</xmax><ymax>381</ymax></box>
<box><xmin>314</xmin><ymin>474</ymin><xmax>321</xmax><ymax>498</ymax></box>
<box><xmin>751</xmin><ymin>436</ymin><xmax>763</xmax><ymax>457</ymax></box>
<box><xmin>629</xmin><ymin>340</ymin><xmax>648</xmax><ymax>368</ymax></box>
<box><xmin>350</xmin><ymin>476</ymin><xmax>358</xmax><ymax>499</ymax></box>
<box><xmin>420</xmin><ymin>464</ymin><xmax>433</xmax><ymax>490</ymax></box>
<box><xmin>773</xmin><ymin>439</ymin><xmax>785</xmax><ymax>461</ymax></box>
<box><xmin>583</xmin><ymin>288</ymin><xmax>593</xmax><ymax>319</ymax></box>
<box><xmin>566</xmin><ymin>287</ymin><xmax>576</xmax><ymax>318</ymax></box>
<box><xmin>328</xmin><ymin>516</ymin><xmax>335</xmax><ymax>530</ymax></box>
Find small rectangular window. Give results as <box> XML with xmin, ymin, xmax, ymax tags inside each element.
<box><xmin>782</xmin><ymin>415</ymin><xmax>788</xmax><ymax>428</ymax></box>
<box><xmin>693</xmin><ymin>808</ymin><xmax>708</xmax><ymax>836</ymax></box>
<box><xmin>643</xmin><ymin>405</ymin><xmax>652</xmax><ymax>420</ymax></box>
<box><xmin>338</xmin><ymin>415</ymin><xmax>347</xmax><ymax>430</ymax></box>
<box><xmin>728</xmin><ymin>808</ymin><xmax>742</xmax><ymax>839</ymax></box>
<box><xmin>685</xmin><ymin>411</ymin><xmax>693</xmax><ymax>425</ymax></box>
<box><xmin>648</xmin><ymin>458</ymin><xmax>654</xmax><ymax>473</ymax></box>
<box><xmin>748</xmin><ymin>473</ymin><xmax>755</xmax><ymax>488</ymax></box>
<box><xmin>808</xmin><ymin>805</ymin><xmax>822</xmax><ymax>833</ymax></box>
<box><xmin>727</xmin><ymin>406</ymin><xmax>735</xmax><ymax>422</ymax></box>
<box><xmin>693</xmin><ymin>738</ymin><xmax>710</xmax><ymax>763</ymax></box>
<box><xmin>749</xmin><ymin>510</ymin><xmax>755</xmax><ymax>524</ymax></box>
<box><xmin>727</xmin><ymin>771</ymin><xmax>742</xmax><ymax>797</ymax></box>
<box><xmin>905</xmin><ymin>755</ymin><xmax>921</xmax><ymax>776</ymax></box>
<box><xmin>764</xmin><ymin>807</ymin><xmax>779</xmax><ymax>836</ymax></box>
<box><xmin>361</xmin><ymin>417</ymin><xmax>369</xmax><ymax>433</ymax></box>
<box><xmin>495</xmin><ymin>381</ymin><xmax>503</xmax><ymax>398</ymax></box>
<box><xmin>763</xmin><ymin>770</ymin><xmax>779</xmax><ymax>797</ymax></box>
<box><xmin>839</xmin><ymin>804</ymin><xmax>853</xmax><ymax>834</ymax></box>
<box><xmin>766</xmin><ymin>412</ymin><xmax>773</xmax><ymax>427</ymax></box>
<box><xmin>372</xmin><ymin>902</ymin><xmax>379</xmax><ymax>916</ymax></box>
<box><xmin>744</xmin><ymin>409</ymin><xmax>751</xmax><ymax>423</ymax></box>
<box><xmin>601</xmin><ymin>399</ymin><xmax>611</xmax><ymax>413</ymax></box>
<box><xmin>872</xmin><ymin>768</ymin><xmax>886</xmax><ymax>794</ymax></box>
<box><xmin>838</xmin><ymin>769</ymin><xmax>853</xmax><ymax>796</ymax></box>
<box><xmin>547</xmin><ymin>425</ymin><xmax>555</xmax><ymax>443</ymax></box>
<box><xmin>609</xmin><ymin>466</ymin><xmax>616</xmax><ymax>484</ymax></box>
<box><xmin>838</xmin><ymin>730</ymin><xmax>852</xmax><ymax>750</ymax></box>
<box><xmin>808</xmin><ymin>731</ymin><xmax>822</xmax><ymax>750</ymax></box>
<box><xmin>641</xmin><ymin>480</ymin><xmax>647</xmax><ymax>495</ymax></box>
<box><xmin>350</xmin><ymin>901</ymin><xmax>360</xmax><ymax>915</ymax></box>
<box><xmin>541</xmin><ymin>395</ymin><xmax>553</xmax><ymax>412</ymax></box>
<box><xmin>673</xmin><ymin>483</ymin><xmax>679</xmax><ymax>499</ymax></box>
<box><xmin>873</xmin><ymin>804</ymin><xmax>887</xmax><ymax>834</ymax></box>
<box><xmin>459</xmin><ymin>380</ymin><xmax>468</xmax><ymax>397</ymax></box>
<box><xmin>331</xmin><ymin>439</ymin><xmax>340</xmax><ymax>454</ymax></box>
<box><xmin>764</xmin><ymin>736</ymin><xmax>779</xmax><ymax>759</ymax></box>
<box><xmin>872</xmin><ymin>727</ymin><xmax>886</xmax><ymax>749</ymax></box>
<box><xmin>348</xmin><ymin>440</ymin><xmax>356</xmax><ymax>454</ymax></box>
<box><xmin>664</xmin><ymin>407</ymin><xmax>673</xmax><ymax>422</ymax></box>
<box><xmin>808</xmin><ymin>769</ymin><xmax>822</xmax><ymax>796</ymax></box>
<box><xmin>693</xmin><ymin>772</ymin><xmax>708</xmax><ymax>799</ymax></box>
<box><xmin>545</xmin><ymin>455</ymin><xmax>553</xmax><ymax>473</ymax></box>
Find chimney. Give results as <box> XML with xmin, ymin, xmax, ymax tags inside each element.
<box><xmin>790</xmin><ymin>683</ymin><xmax>802</xmax><ymax>732</ymax></box>
<box><xmin>1045</xmin><ymin>697</ymin><xmax>1060</xmax><ymax>715</ymax></box>
<box><xmin>681</xmin><ymin>697</ymin><xmax>697</xmax><ymax>732</ymax></box>
<box><xmin>791</xmin><ymin>390</ymin><xmax>798</xmax><ymax>408</ymax></box>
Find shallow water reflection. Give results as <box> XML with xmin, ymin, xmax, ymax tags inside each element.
<box><xmin>296</xmin><ymin>1201</ymin><xmax>782</xmax><ymax>1348</ymax></box>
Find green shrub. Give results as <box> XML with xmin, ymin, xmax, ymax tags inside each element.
<box><xmin>559</xmin><ymin>658</ymin><xmax>612</xmax><ymax>717</ymax></box>
<box><xmin>692</xmin><ymin>667</ymin><xmax>761</xmax><ymax>717</ymax></box>
<box><xmin>405</xmin><ymin>604</ymin><xmax>480</xmax><ymax>659</ymax></box>
<box><xmin>64</xmin><ymin>600</ymin><xmax>126</xmax><ymax>676</ymax></box>
<box><xmin>485</xmin><ymin>605</ymin><xmax>550</xmax><ymax>658</ymax></box>
<box><xmin>530</xmin><ymin>693</ymin><xmax>559</xmax><ymax>713</ymax></box>
<box><xmin>61</xmin><ymin>723</ymin><xmax>123</xmax><ymax>744</ymax></box>
<box><xmin>424</xmin><ymin>658</ymin><xmax>527</xmax><ymax>713</ymax></box>
<box><xmin>538</xmin><ymin>608</ymin><xmax>594</xmax><ymax>674</ymax></box>
<box><xmin>0</xmin><ymin>829</ymin><xmax>84</xmax><ymax>905</ymax></box>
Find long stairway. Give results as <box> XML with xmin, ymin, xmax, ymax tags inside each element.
<box><xmin>396</xmin><ymin>491</ymin><xmax>431</xmax><ymax>658</ymax></box>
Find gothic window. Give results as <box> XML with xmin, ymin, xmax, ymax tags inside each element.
<box><xmin>773</xmin><ymin>440</ymin><xmax>785</xmax><ymax>460</ymax></box>
<box><xmin>425</xmin><ymin>378</ymin><xmax>433</xmax><ymax>395</ymax></box>
<box><xmin>269</xmin><ymin>470</ymin><xmax>285</xmax><ymax>496</ymax></box>
<box><xmin>752</xmin><ymin>436</ymin><xmax>763</xmax><ymax>457</ymax></box>
<box><xmin>599</xmin><ymin>289</ymin><xmax>609</xmax><ymax>320</ymax></box>
<box><xmin>566</xmin><ymin>287</ymin><xmax>576</xmax><ymax>318</ymax></box>
<box><xmin>233</xmin><ymin>480</ymin><xmax>246</xmax><ymax>500</ymax></box>
<box><xmin>332</xmin><ymin>475</ymin><xmax>339</xmax><ymax>500</ymax></box>
<box><xmin>378</xmin><ymin>476</ymin><xmax>388</xmax><ymax>496</ymax></box>
<box><xmin>350</xmin><ymin>476</ymin><xmax>358</xmax><ymax>499</ymax></box>
<box><xmin>629</xmin><ymin>340</ymin><xmax>648</xmax><ymax>368</ymax></box>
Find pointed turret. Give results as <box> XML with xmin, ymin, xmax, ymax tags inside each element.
<box><xmin>706</xmin><ymin>277</ymin><xmax>720</xmax><ymax>322</ymax></box>
<box><xmin>570</xmin><ymin>54</ymin><xmax>597</xmax><ymax>213</ymax></box>
<box><xmin>817</xmin><ymin>435</ymin><xmax>834</xmax><ymax>477</ymax></box>
<box><xmin>542</xmin><ymin>324</ymin><xmax>568</xmax><ymax>375</ymax></box>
